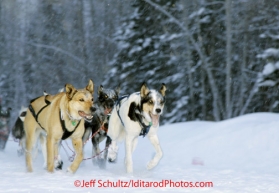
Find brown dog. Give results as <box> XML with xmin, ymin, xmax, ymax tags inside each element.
<box><xmin>24</xmin><ymin>80</ymin><xmax>95</xmax><ymax>173</ymax></box>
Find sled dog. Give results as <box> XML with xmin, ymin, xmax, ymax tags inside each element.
<box><xmin>107</xmin><ymin>82</ymin><xmax>166</xmax><ymax>173</ymax></box>
<box><xmin>82</xmin><ymin>85</ymin><xmax>120</xmax><ymax>168</ymax></box>
<box><xmin>12</xmin><ymin>89</ymin><xmax>64</xmax><ymax>165</ymax></box>
<box><xmin>24</xmin><ymin>80</ymin><xmax>95</xmax><ymax>173</ymax></box>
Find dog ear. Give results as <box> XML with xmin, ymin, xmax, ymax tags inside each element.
<box><xmin>86</xmin><ymin>79</ymin><xmax>94</xmax><ymax>94</ymax></box>
<box><xmin>140</xmin><ymin>82</ymin><xmax>150</xmax><ymax>98</ymax></box>
<box><xmin>65</xmin><ymin>83</ymin><xmax>77</xmax><ymax>100</ymax></box>
<box><xmin>160</xmin><ymin>83</ymin><xmax>167</xmax><ymax>97</ymax></box>
<box><xmin>98</xmin><ymin>85</ymin><xmax>103</xmax><ymax>95</ymax></box>
<box><xmin>115</xmin><ymin>84</ymin><xmax>121</xmax><ymax>95</ymax></box>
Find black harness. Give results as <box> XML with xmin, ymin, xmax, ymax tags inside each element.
<box><xmin>28</xmin><ymin>95</ymin><xmax>80</xmax><ymax>140</ymax></box>
<box><xmin>115</xmin><ymin>95</ymin><xmax>151</xmax><ymax>138</ymax></box>
<box><xmin>59</xmin><ymin>109</ymin><xmax>81</xmax><ymax>140</ymax></box>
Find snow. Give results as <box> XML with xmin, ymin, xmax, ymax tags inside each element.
<box><xmin>257</xmin><ymin>48</ymin><xmax>279</xmax><ymax>59</ymax></box>
<box><xmin>1</xmin><ymin>112</ymin><xmax>279</xmax><ymax>192</ymax></box>
<box><xmin>262</xmin><ymin>63</ymin><xmax>275</xmax><ymax>76</ymax></box>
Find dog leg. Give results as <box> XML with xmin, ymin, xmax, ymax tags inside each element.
<box><xmin>67</xmin><ymin>138</ymin><xmax>83</xmax><ymax>173</ymax></box>
<box><xmin>125</xmin><ymin>136</ymin><xmax>135</xmax><ymax>173</ymax></box>
<box><xmin>18</xmin><ymin>138</ymin><xmax>25</xmax><ymax>157</ymax></box>
<box><xmin>25</xmin><ymin>135</ymin><xmax>34</xmax><ymax>172</ymax></box>
<box><xmin>46</xmin><ymin>135</ymin><xmax>56</xmax><ymax>172</ymax></box>
<box><xmin>103</xmin><ymin>136</ymin><xmax>111</xmax><ymax>162</ymax></box>
<box><xmin>131</xmin><ymin>137</ymin><xmax>138</xmax><ymax>153</ymax></box>
<box><xmin>24</xmin><ymin>114</ymin><xmax>36</xmax><ymax>172</ymax></box>
<box><xmin>39</xmin><ymin>134</ymin><xmax>47</xmax><ymax>169</ymax></box>
<box><xmin>108</xmin><ymin>140</ymin><xmax>118</xmax><ymax>162</ymax></box>
<box><xmin>82</xmin><ymin>128</ymin><xmax>91</xmax><ymax>145</ymax></box>
<box><xmin>92</xmin><ymin>138</ymin><xmax>99</xmax><ymax>166</ymax></box>
<box><xmin>97</xmin><ymin>136</ymin><xmax>111</xmax><ymax>169</ymax></box>
<box><xmin>147</xmin><ymin>134</ymin><xmax>163</xmax><ymax>170</ymax></box>
<box><xmin>54</xmin><ymin>141</ymin><xmax>63</xmax><ymax>170</ymax></box>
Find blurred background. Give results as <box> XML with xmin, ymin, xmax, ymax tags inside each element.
<box><xmin>0</xmin><ymin>0</ymin><xmax>279</xmax><ymax>126</ymax></box>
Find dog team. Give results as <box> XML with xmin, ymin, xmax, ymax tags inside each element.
<box><xmin>11</xmin><ymin>80</ymin><xmax>166</xmax><ymax>174</ymax></box>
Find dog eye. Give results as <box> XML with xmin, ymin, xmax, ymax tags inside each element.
<box><xmin>149</xmin><ymin>100</ymin><xmax>153</xmax><ymax>104</ymax></box>
<box><xmin>105</xmin><ymin>95</ymin><xmax>108</xmax><ymax>99</ymax></box>
<box><xmin>79</xmin><ymin>98</ymin><xmax>84</xmax><ymax>102</ymax></box>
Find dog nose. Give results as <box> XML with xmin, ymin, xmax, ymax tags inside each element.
<box><xmin>107</xmin><ymin>99</ymin><xmax>114</xmax><ymax>108</ymax></box>
<box><xmin>90</xmin><ymin>106</ymin><xmax>96</xmax><ymax>112</ymax></box>
<box><xmin>155</xmin><ymin>108</ymin><xmax>161</xmax><ymax>113</ymax></box>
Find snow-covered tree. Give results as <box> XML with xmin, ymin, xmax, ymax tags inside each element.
<box><xmin>257</xmin><ymin>46</ymin><xmax>279</xmax><ymax>112</ymax></box>
<box><xmin>105</xmin><ymin>0</ymin><xmax>184</xmax><ymax>124</ymax></box>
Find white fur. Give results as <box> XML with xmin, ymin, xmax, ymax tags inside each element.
<box><xmin>107</xmin><ymin>93</ymin><xmax>163</xmax><ymax>173</ymax></box>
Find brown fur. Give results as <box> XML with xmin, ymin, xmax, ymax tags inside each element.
<box><xmin>24</xmin><ymin>80</ymin><xmax>94</xmax><ymax>173</ymax></box>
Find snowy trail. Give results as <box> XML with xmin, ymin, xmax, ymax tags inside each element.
<box><xmin>0</xmin><ymin>112</ymin><xmax>279</xmax><ymax>192</ymax></box>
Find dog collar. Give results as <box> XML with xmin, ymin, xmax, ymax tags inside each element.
<box><xmin>64</xmin><ymin>109</ymin><xmax>81</xmax><ymax>126</ymax></box>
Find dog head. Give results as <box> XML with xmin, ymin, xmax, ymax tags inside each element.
<box><xmin>98</xmin><ymin>85</ymin><xmax>120</xmax><ymax>115</ymax></box>
<box><xmin>65</xmin><ymin>79</ymin><xmax>96</xmax><ymax>121</ymax></box>
<box><xmin>140</xmin><ymin>83</ymin><xmax>166</xmax><ymax>127</ymax></box>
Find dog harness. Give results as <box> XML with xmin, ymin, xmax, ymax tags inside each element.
<box><xmin>28</xmin><ymin>95</ymin><xmax>80</xmax><ymax>140</ymax></box>
<box><xmin>115</xmin><ymin>94</ymin><xmax>151</xmax><ymax>137</ymax></box>
<box><xmin>28</xmin><ymin>96</ymin><xmax>51</xmax><ymax>131</ymax></box>
<box><xmin>115</xmin><ymin>95</ymin><xmax>129</xmax><ymax>126</ymax></box>
<box><xmin>59</xmin><ymin>109</ymin><xmax>81</xmax><ymax>140</ymax></box>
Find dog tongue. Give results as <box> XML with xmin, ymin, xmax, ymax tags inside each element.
<box><xmin>150</xmin><ymin>114</ymin><xmax>160</xmax><ymax>127</ymax></box>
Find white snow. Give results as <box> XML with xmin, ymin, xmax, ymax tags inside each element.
<box><xmin>1</xmin><ymin>112</ymin><xmax>279</xmax><ymax>192</ymax></box>
<box><xmin>257</xmin><ymin>48</ymin><xmax>279</xmax><ymax>59</ymax></box>
<box><xmin>262</xmin><ymin>63</ymin><xmax>276</xmax><ymax>76</ymax></box>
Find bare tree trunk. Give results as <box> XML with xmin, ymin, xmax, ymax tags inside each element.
<box><xmin>14</xmin><ymin>0</ymin><xmax>27</xmax><ymax>107</ymax></box>
<box><xmin>183</xmin><ymin>0</ymin><xmax>195</xmax><ymax>120</ymax></box>
<box><xmin>201</xmin><ymin>67</ymin><xmax>207</xmax><ymax>119</ymax></box>
<box><xmin>195</xmin><ymin>0</ymin><xmax>222</xmax><ymax>121</ymax></box>
<box><xmin>225</xmin><ymin>0</ymin><xmax>232</xmax><ymax>119</ymax></box>
<box><xmin>237</xmin><ymin>1</ymin><xmax>248</xmax><ymax>116</ymax></box>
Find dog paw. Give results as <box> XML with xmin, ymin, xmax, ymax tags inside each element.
<box><xmin>108</xmin><ymin>146</ymin><xmax>118</xmax><ymax>162</ymax></box>
<box><xmin>98</xmin><ymin>158</ymin><xmax>106</xmax><ymax>169</ymax></box>
<box><xmin>126</xmin><ymin>166</ymin><xmax>133</xmax><ymax>174</ymax></box>
<box><xmin>147</xmin><ymin>160</ymin><xmax>157</xmax><ymax>170</ymax></box>
<box><xmin>66</xmin><ymin>167</ymin><xmax>74</xmax><ymax>174</ymax></box>
<box><xmin>17</xmin><ymin>149</ymin><xmax>24</xmax><ymax>157</ymax></box>
<box><xmin>92</xmin><ymin>158</ymin><xmax>98</xmax><ymax>166</ymax></box>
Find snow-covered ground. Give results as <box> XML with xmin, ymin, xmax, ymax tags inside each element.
<box><xmin>1</xmin><ymin>112</ymin><xmax>279</xmax><ymax>192</ymax></box>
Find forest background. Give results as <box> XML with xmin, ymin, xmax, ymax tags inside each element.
<box><xmin>1</xmin><ymin>0</ymin><xmax>279</xmax><ymax>126</ymax></box>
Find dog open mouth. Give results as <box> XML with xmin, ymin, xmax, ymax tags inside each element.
<box><xmin>104</xmin><ymin>107</ymin><xmax>112</xmax><ymax>115</ymax></box>
<box><xmin>149</xmin><ymin>112</ymin><xmax>160</xmax><ymax>127</ymax></box>
<box><xmin>78</xmin><ymin>111</ymin><xmax>93</xmax><ymax>120</ymax></box>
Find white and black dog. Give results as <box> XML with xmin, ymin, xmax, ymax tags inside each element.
<box><xmin>107</xmin><ymin>82</ymin><xmax>166</xmax><ymax>173</ymax></box>
<box><xmin>11</xmin><ymin>106</ymin><xmax>28</xmax><ymax>156</ymax></box>
<box><xmin>82</xmin><ymin>85</ymin><xmax>120</xmax><ymax>168</ymax></box>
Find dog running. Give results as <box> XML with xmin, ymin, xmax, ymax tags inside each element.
<box><xmin>24</xmin><ymin>80</ymin><xmax>95</xmax><ymax>173</ymax></box>
<box><xmin>107</xmin><ymin>82</ymin><xmax>166</xmax><ymax>173</ymax></box>
<box><xmin>82</xmin><ymin>85</ymin><xmax>120</xmax><ymax>169</ymax></box>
